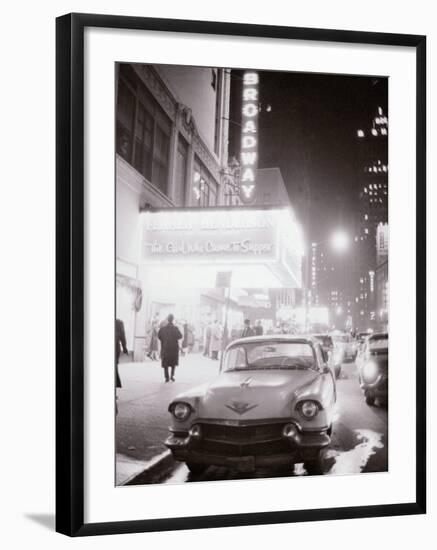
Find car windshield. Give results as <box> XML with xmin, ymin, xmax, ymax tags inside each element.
<box><xmin>369</xmin><ymin>335</ymin><xmax>388</xmax><ymax>351</ymax></box>
<box><xmin>332</xmin><ymin>334</ymin><xmax>349</xmax><ymax>343</ymax></box>
<box><xmin>223</xmin><ymin>341</ymin><xmax>316</xmax><ymax>372</ymax></box>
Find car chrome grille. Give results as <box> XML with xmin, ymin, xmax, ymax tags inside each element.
<box><xmin>198</xmin><ymin>423</ymin><xmax>290</xmax><ymax>457</ymax></box>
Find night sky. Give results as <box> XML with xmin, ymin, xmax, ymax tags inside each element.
<box><xmin>229</xmin><ymin>69</ymin><xmax>388</xmax><ymax>243</ymax></box>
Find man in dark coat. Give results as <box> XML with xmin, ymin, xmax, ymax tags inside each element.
<box><xmin>158</xmin><ymin>314</ymin><xmax>183</xmax><ymax>382</ymax></box>
<box><xmin>241</xmin><ymin>318</ymin><xmax>255</xmax><ymax>338</ymax></box>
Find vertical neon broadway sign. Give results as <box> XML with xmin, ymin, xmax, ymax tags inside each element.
<box><xmin>240</xmin><ymin>71</ymin><xmax>259</xmax><ymax>203</ymax></box>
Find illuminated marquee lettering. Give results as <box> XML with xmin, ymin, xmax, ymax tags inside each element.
<box><xmin>240</xmin><ymin>71</ymin><xmax>259</xmax><ymax>203</ymax></box>
<box><xmin>242</xmin><ymin>120</ymin><xmax>256</xmax><ymax>134</ymax></box>
<box><xmin>241</xmin><ymin>168</ymin><xmax>255</xmax><ymax>182</ymax></box>
<box><xmin>242</xmin><ymin>103</ymin><xmax>258</xmax><ymax>117</ymax></box>
<box><xmin>241</xmin><ymin>152</ymin><xmax>257</xmax><ymax>165</ymax></box>
<box><xmin>243</xmin><ymin>87</ymin><xmax>258</xmax><ymax>101</ymax></box>
<box><xmin>242</xmin><ymin>135</ymin><xmax>256</xmax><ymax>149</ymax></box>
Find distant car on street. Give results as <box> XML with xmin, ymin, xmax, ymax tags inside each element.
<box><xmin>165</xmin><ymin>335</ymin><xmax>337</xmax><ymax>476</ymax></box>
<box><xmin>312</xmin><ymin>333</ymin><xmax>341</xmax><ymax>379</ymax></box>
<box><xmin>331</xmin><ymin>332</ymin><xmax>357</xmax><ymax>363</ymax></box>
<box><xmin>358</xmin><ymin>332</ymin><xmax>388</xmax><ymax>406</ymax></box>
<box><xmin>355</xmin><ymin>332</ymin><xmax>371</xmax><ymax>368</ymax></box>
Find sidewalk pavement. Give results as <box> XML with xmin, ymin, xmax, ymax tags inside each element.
<box><xmin>116</xmin><ymin>352</ymin><xmax>220</xmax><ymax>485</ymax></box>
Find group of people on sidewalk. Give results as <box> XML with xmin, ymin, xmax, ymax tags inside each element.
<box><xmin>116</xmin><ymin>315</ymin><xmax>266</xmax><ymax>386</ymax></box>
<box><xmin>145</xmin><ymin>313</ymin><xmax>195</xmax><ymax>362</ymax></box>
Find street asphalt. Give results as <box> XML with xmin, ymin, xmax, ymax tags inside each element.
<box><xmin>116</xmin><ymin>353</ymin><xmax>388</xmax><ymax>485</ymax></box>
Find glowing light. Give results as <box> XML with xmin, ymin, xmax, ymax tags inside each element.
<box><xmin>369</xmin><ymin>270</ymin><xmax>375</xmax><ymax>292</ymax></box>
<box><xmin>357</xmin><ymin>129</ymin><xmax>365</xmax><ymax>137</ymax></box>
<box><xmin>363</xmin><ymin>361</ymin><xmax>378</xmax><ymax>382</ymax></box>
<box><xmin>371</xmin><ymin>128</ymin><xmax>378</xmax><ymax>136</ymax></box>
<box><xmin>331</xmin><ymin>230</ymin><xmax>349</xmax><ymax>253</ymax></box>
<box><xmin>240</xmin><ymin>71</ymin><xmax>259</xmax><ymax>203</ymax></box>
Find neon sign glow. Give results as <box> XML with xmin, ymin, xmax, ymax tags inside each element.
<box><xmin>240</xmin><ymin>71</ymin><xmax>259</xmax><ymax>203</ymax></box>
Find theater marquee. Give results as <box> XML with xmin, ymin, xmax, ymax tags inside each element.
<box><xmin>140</xmin><ymin>208</ymin><xmax>304</xmax><ymax>288</ymax></box>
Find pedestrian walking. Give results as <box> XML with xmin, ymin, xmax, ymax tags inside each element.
<box><xmin>210</xmin><ymin>320</ymin><xmax>223</xmax><ymax>360</ymax></box>
<box><xmin>254</xmin><ymin>320</ymin><xmax>264</xmax><ymax>336</ymax></box>
<box><xmin>147</xmin><ymin>313</ymin><xmax>160</xmax><ymax>360</ymax></box>
<box><xmin>203</xmin><ymin>321</ymin><xmax>212</xmax><ymax>357</ymax></box>
<box><xmin>182</xmin><ymin>322</ymin><xmax>195</xmax><ymax>355</ymax></box>
<box><xmin>241</xmin><ymin>318</ymin><xmax>255</xmax><ymax>338</ymax></box>
<box><xmin>158</xmin><ymin>313</ymin><xmax>183</xmax><ymax>382</ymax></box>
<box><xmin>115</xmin><ymin>318</ymin><xmax>128</xmax><ymax>414</ymax></box>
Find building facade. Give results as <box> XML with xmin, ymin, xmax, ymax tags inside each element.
<box><xmin>116</xmin><ymin>63</ymin><xmax>232</xmax><ymax>357</ymax></box>
<box><xmin>353</xmin><ymin>106</ymin><xmax>388</xmax><ymax>331</ymax></box>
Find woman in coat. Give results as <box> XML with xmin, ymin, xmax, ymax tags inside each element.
<box><xmin>147</xmin><ymin>314</ymin><xmax>160</xmax><ymax>360</ymax></box>
<box><xmin>210</xmin><ymin>320</ymin><xmax>223</xmax><ymax>360</ymax></box>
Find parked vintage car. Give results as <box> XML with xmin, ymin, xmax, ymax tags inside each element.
<box><xmin>165</xmin><ymin>335</ymin><xmax>337</xmax><ymax>475</ymax></box>
<box><xmin>358</xmin><ymin>332</ymin><xmax>388</xmax><ymax>406</ymax></box>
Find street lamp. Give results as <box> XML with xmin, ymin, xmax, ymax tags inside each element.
<box><xmin>330</xmin><ymin>230</ymin><xmax>350</xmax><ymax>253</ymax></box>
<box><xmin>303</xmin><ymin>229</ymin><xmax>351</xmax><ymax>332</ymax></box>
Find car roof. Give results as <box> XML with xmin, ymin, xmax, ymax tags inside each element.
<box><xmin>369</xmin><ymin>332</ymin><xmax>388</xmax><ymax>339</ymax></box>
<box><xmin>226</xmin><ymin>334</ymin><xmax>319</xmax><ymax>349</ymax></box>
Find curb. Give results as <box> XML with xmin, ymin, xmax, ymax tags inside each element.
<box><xmin>124</xmin><ymin>450</ymin><xmax>175</xmax><ymax>485</ymax></box>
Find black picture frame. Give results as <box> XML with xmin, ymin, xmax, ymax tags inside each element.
<box><xmin>56</xmin><ymin>12</ymin><xmax>426</xmax><ymax>537</ymax></box>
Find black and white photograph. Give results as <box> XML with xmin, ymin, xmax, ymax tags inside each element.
<box><xmin>115</xmin><ymin>62</ymin><xmax>389</xmax><ymax>486</ymax></box>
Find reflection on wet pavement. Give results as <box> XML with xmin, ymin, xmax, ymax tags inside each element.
<box><xmin>327</xmin><ymin>429</ymin><xmax>384</xmax><ymax>474</ymax></box>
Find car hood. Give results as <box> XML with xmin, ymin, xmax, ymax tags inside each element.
<box><xmin>195</xmin><ymin>369</ymin><xmax>321</xmax><ymax>420</ymax></box>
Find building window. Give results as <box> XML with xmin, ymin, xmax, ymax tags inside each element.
<box><xmin>116</xmin><ymin>65</ymin><xmax>171</xmax><ymax>195</ymax></box>
<box><xmin>174</xmin><ymin>137</ymin><xmax>188</xmax><ymax>206</ymax></box>
<box><xmin>192</xmin><ymin>159</ymin><xmax>218</xmax><ymax>207</ymax></box>
<box><xmin>116</xmin><ymin>78</ymin><xmax>136</xmax><ymax>162</ymax></box>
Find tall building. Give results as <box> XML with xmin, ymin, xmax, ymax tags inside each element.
<box><xmin>305</xmin><ymin>242</ymin><xmax>352</xmax><ymax>330</ymax></box>
<box><xmin>353</xmin><ymin>106</ymin><xmax>388</xmax><ymax>330</ymax></box>
<box><xmin>116</xmin><ymin>66</ymin><xmax>304</xmax><ymax>359</ymax></box>
<box><xmin>116</xmin><ymin>63</ymin><xmax>232</xmax><ymax>356</ymax></box>
<box><xmin>375</xmin><ymin>222</ymin><xmax>389</xmax><ymax>331</ymax></box>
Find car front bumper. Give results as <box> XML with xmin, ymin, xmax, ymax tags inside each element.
<box><xmin>360</xmin><ymin>374</ymin><xmax>388</xmax><ymax>395</ymax></box>
<box><xmin>165</xmin><ymin>424</ymin><xmax>330</xmax><ymax>471</ymax></box>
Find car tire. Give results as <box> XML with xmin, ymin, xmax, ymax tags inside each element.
<box><xmin>365</xmin><ymin>391</ymin><xmax>376</xmax><ymax>406</ymax></box>
<box><xmin>304</xmin><ymin>450</ymin><xmax>325</xmax><ymax>476</ymax></box>
<box><xmin>186</xmin><ymin>462</ymin><xmax>207</xmax><ymax>475</ymax></box>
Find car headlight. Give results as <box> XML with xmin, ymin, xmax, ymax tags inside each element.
<box><xmin>362</xmin><ymin>361</ymin><xmax>379</xmax><ymax>382</ymax></box>
<box><xmin>297</xmin><ymin>400</ymin><xmax>320</xmax><ymax>420</ymax></box>
<box><xmin>170</xmin><ymin>402</ymin><xmax>192</xmax><ymax>421</ymax></box>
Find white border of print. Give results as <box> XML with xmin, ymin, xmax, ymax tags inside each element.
<box><xmin>84</xmin><ymin>27</ymin><xmax>416</xmax><ymax>524</ymax></box>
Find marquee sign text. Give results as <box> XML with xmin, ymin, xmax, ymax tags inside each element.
<box><xmin>240</xmin><ymin>71</ymin><xmax>259</xmax><ymax>203</ymax></box>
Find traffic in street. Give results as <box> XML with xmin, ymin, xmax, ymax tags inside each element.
<box><xmin>117</xmin><ymin>335</ymin><xmax>388</xmax><ymax>485</ymax></box>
